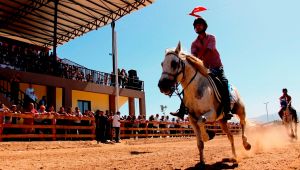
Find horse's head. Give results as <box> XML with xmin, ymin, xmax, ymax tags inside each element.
<box><xmin>158</xmin><ymin>42</ymin><xmax>185</xmax><ymax>95</ymax></box>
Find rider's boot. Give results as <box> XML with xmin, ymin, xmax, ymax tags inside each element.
<box><xmin>222</xmin><ymin>87</ymin><xmax>233</xmax><ymax>121</ymax></box>
<box><xmin>170</xmin><ymin>102</ymin><xmax>187</xmax><ymax>120</ymax></box>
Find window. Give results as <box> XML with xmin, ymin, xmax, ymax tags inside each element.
<box><xmin>77</xmin><ymin>100</ymin><xmax>91</xmax><ymax>112</ymax></box>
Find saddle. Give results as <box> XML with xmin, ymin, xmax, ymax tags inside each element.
<box><xmin>186</xmin><ymin>55</ymin><xmax>236</xmax><ymax>118</ymax></box>
<box><xmin>207</xmin><ymin>73</ymin><xmax>226</xmax><ymax>118</ymax></box>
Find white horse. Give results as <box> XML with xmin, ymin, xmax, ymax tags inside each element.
<box><xmin>158</xmin><ymin>42</ymin><xmax>251</xmax><ymax>168</ymax></box>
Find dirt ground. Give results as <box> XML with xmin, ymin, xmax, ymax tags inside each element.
<box><xmin>0</xmin><ymin>124</ymin><xmax>299</xmax><ymax>170</ymax></box>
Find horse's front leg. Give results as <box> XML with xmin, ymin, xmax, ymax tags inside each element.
<box><xmin>197</xmin><ymin>110</ymin><xmax>217</xmax><ymax>142</ymax></box>
<box><xmin>190</xmin><ymin>118</ymin><xmax>205</xmax><ymax>168</ymax></box>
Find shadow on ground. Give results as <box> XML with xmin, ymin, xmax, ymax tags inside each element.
<box><xmin>186</xmin><ymin>158</ymin><xmax>238</xmax><ymax>170</ymax></box>
<box><xmin>130</xmin><ymin>151</ymin><xmax>152</xmax><ymax>155</ymax></box>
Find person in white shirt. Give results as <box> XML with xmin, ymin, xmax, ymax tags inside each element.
<box><xmin>112</xmin><ymin>111</ymin><xmax>121</xmax><ymax>143</ymax></box>
<box><xmin>24</xmin><ymin>83</ymin><xmax>38</xmax><ymax>107</ymax></box>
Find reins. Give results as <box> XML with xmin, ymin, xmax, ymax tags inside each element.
<box><xmin>163</xmin><ymin>52</ymin><xmax>198</xmax><ymax>103</ymax></box>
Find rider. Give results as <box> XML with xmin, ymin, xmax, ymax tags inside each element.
<box><xmin>278</xmin><ymin>88</ymin><xmax>296</xmax><ymax>119</ymax></box>
<box><xmin>170</xmin><ymin>17</ymin><xmax>232</xmax><ymax>120</ymax></box>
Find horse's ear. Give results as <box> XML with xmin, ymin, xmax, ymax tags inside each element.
<box><xmin>175</xmin><ymin>41</ymin><xmax>181</xmax><ymax>54</ymax></box>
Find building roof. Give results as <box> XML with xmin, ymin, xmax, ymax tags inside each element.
<box><xmin>0</xmin><ymin>0</ymin><xmax>154</xmax><ymax>47</ymax></box>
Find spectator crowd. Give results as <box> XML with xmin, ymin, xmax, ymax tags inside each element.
<box><xmin>0</xmin><ymin>40</ymin><xmax>143</xmax><ymax>90</ymax></box>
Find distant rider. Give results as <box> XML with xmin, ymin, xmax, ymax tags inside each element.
<box><xmin>278</xmin><ymin>88</ymin><xmax>296</xmax><ymax>119</ymax></box>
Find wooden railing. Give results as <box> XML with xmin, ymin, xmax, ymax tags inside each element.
<box><xmin>0</xmin><ymin>112</ymin><xmax>95</xmax><ymax>141</ymax></box>
<box><xmin>0</xmin><ymin>111</ymin><xmax>241</xmax><ymax>141</ymax></box>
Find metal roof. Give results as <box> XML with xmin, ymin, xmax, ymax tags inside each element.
<box><xmin>0</xmin><ymin>0</ymin><xmax>154</xmax><ymax>47</ymax></box>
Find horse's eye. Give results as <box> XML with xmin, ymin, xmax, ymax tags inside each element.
<box><xmin>171</xmin><ymin>60</ymin><xmax>178</xmax><ymax>70</ymax></box>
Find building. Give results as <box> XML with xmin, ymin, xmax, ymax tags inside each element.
<box><xmin>0</xmin><ymin>0</ymin><xmax>155</xmax><ymax>116</ymax></box>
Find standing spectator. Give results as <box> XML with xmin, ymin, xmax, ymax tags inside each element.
<box><xmin>124</xmin><ymin>114</ymin><xmax>133</xmax><ymax>138</ymax></box>
<box><xmin>153</xmin><ymin>114</ymin><xmax>160</xmax><ymax>135</ymax></box>
<box><xmin>95</xmin><ymin>110</ymin><xmax>107</xmax><ymax>144</ymax></box>
<box><xmin>73</xmin><ymin>107</ymin><xmax>83</xmax><ymax>134</ymax></box>
<box><xmin>47</xmin><ymin>105</ymin><xmax>56</xmax><ymax>115</ymax></box>
<box><xmin>24</xmin><ymin>102</ymin><xmax>38</xmax><ymax>134</ymax></box>
<box><xmin>10</xmin><ymin>105</ymin><xmax>20</xmax><ymax>124</ymax></box>
<box><xmin>24</xmin><ymin>83</ymin><xmax>37</xmax><ymax>107</ymax></box>
<box><xmin>120</xmin><ymin>69</ymin><xmax>127</xmax><ymax>88</ymax></box>
<box><xmin>112</xmin><ymin>111</ymin><xmax>121</xmax><ymax>143</ymax></box>
<box><xmin>105</xmin><ymin>110</ymin><xmax>113</xmax><ymax>141</ymax></box>
<box><xmin>159</xmin><ymin>115</ymin><xmax>166</xmax><ymax>136</ymax></box>
<box><xmin>110</xmin><ymin>72</ymin><xmax>115</xmax><ymax>86</ymax></box>
<box><xmin>165</xmin><ymin>115</ymin><xmax>170</xmax><ymax>135</ymax></box>
<box><xmin>56</xmin><ymin>106</ymin><xmax>66</xmax><ymax>134</ymax></box>
<box><xmin>10</xmin><ymin>105</ymin><xmax>20</xmax><ymax>134</ymax></box>
<box><xmin>10</xmin><ymin>73</ymin><xmax>20</xmax><ymax>105</ymax></box>
<box><xmin>148</xmin><ymin>115</ymin><xmax>154</xmax><ymax>135</ymax></box>
<box><xmin>169</xmin><ymin>118</ymin><xmax>176</xmax><ymax>136</ymax></box>
<box><xmin>34</xmin><ymin>105</ymin><xmax>48</xmax><ymax>134</ymax></box>
<box><xmin>38</xmin><ymin>96</ymin><xmax>47</xmax><ymax>109</ymax></box>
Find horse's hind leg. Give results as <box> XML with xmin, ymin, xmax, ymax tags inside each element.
<box><xmin>219</xmin><ymin>120</ymin><xmax>237</xmax><ymax>159</ymax></box>
<box><xmin>235</xmin><ymin>103</ymin><xmax>251</xmax><ymax>150</ymax></box>
<box><xmin>293</xmin><ymin>113</ymin><xmax>298</xmax><ymax>139</ymax></box>
<box><xmin>295</xmin><ymin>122</ymin><xmax>298</xmax><ymax>139</ymax></box>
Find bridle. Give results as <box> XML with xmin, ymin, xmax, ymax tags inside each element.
<box><xmin>161</xmin><ymin>51</ymin><xmax>198</xmax><ymax>101</ymax></box>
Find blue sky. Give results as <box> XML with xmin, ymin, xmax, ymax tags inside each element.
<box><xmin>57</xmin><ymin>0</ymin><xmax>300</xmax><ymax>119</ymax></box>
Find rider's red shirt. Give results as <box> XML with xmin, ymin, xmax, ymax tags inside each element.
<box><xmin>191</xmin><ymin>33</ymin><xmax>222</xmax><ymax>69</ymax></box>
<box><xmin>279</xmin><ymin>94</ymin><xmax>292</xmax><ymax>105</ymax></box>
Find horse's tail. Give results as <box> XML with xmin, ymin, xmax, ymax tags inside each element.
<box><xmin>294</xmin><ymin>112</ymin><xmax>299</xmax><ymax>123</ymax></box>
<box><xmin>291</xmin><ymin>109</ymin><xmax>298</xmax><ymax>123</ymax></box>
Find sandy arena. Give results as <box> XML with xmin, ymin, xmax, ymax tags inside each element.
<box><xmin>0</xmin><ymin>124</ymin><xmax>299</xmax><ymax>170</ymax></box>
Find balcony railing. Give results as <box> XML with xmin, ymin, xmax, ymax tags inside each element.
<box><xmin>0</xmin><ymin>47</ymin><xmax>144</xmax><ymax>91</ymax></box>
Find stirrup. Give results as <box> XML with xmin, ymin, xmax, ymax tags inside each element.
<box><xmin>170</xmin><ymin>110</ymin><xmax>185</xmax><ymax>120</ymax></box>
<box><xmin>223</xmin><ymin>113</ymin><xmax>233</xmax><ymax>121</ymax></box>
<box><xmin>206</xmin><ymin>130</ymin><xmax>215</xmax><ymax>140</ymax></box>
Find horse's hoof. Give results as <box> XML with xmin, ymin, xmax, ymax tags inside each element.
<box><xmin>207</xmin><ymin>130</ymin><xmax>215</xmax><ymax>140</ymax></box>
<box><xmin>198</xmin><ymin>161</ymin><xmax>205</xmax><ymax>170</ymax></box>
<box><xmin>244</xmin><ymin>143</ymin><xmax>251</xmax><ymax>150</ymax></box>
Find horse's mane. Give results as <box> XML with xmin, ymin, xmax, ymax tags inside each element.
<box><xmin>165</xmin><ymin>49</ymin><xmax>208</xmax><ymax>77</ymax></box>
<box><xmin>182</xmin><ymin>53</ymin><xmax>209</xmax><ymax>77</ymax></box>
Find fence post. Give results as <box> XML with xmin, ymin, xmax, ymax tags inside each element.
<box><xmin>0</xmin><ymin>112</ymin><xmax>3</xmax><ymax>142</ymax></box>
<box><xmin>52</xmin><ymin>117</ymin><xmax>56</xmax><ymax>141</ymax></box>
<box><xmin>146</xmin><ymin>122</ymin><xmax>148</xmax><ymax>138</ymax></box>
<box><xmin>91</xmin><ymin>118</ymin><xmax>95</xmax><ymax>140</ymax></box>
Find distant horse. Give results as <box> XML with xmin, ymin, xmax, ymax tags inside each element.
<box><xmin>281</xmin><ymin>106</ymin><xmax>298</xmax><ymax>139</ymax></box>
<box><xmin>158</xmin><ymin>42</ymin><xmax>251</xmax><ymax>168</ymax></box>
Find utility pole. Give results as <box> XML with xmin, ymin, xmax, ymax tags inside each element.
<box><xmin>264</xmin><ymin>102</ymin><xmax>269</xmax><ymax>122</ymax></box>
<box><xmin>160</xmin><ymin>105</ymin><xmax>167</xmax><ymax>115</ymax></box>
